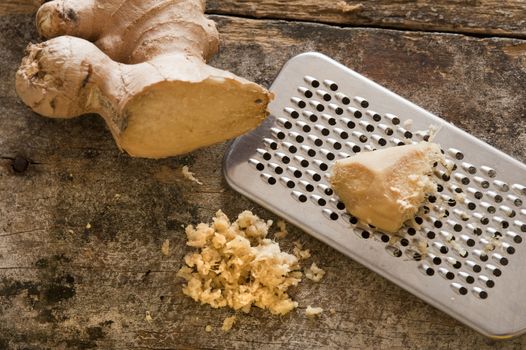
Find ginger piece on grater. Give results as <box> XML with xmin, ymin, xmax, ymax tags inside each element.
<box><xmin>330</xmin><ymin>142</ymin><xmax>443</xmax><ymax>233</ymax></box>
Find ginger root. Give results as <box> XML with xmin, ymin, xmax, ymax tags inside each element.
<box><xmin>331</xmin><ymin>142</ymin><xmax>443</xmax><ymax>233</ymax></box>
<box><xmin>16</xmin><ymin>0</ymin><xmax>271</xmax><ymax>158</ymax></box>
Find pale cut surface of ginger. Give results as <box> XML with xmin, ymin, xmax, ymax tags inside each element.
<box><xmin>177</xmin><ymin>210</ymin><xmax>301</xmax><ymax>315</ymax></box>
<box><xmin>15</xmin><ymin>0</ymin><xmax>271</xmax><ymax>159</ymax></box>
<box><xmin>331</xmin><ymin>142</ymin><xmax>444</xmax><ymax>233</ymax></box>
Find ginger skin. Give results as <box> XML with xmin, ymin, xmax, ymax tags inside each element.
<box><xmin>16</xmin><ymin>0</ymin><xmax>271</xmax><ymax>158</ymax></box>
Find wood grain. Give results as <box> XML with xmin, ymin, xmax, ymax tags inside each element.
<box><xmin>1</xmin><ymin>11</ymin><xmax>526</xmax><ymax>350</ymax></box>
<box><xmin>2</xmin><ymin>0</ymin><xmax>526</xmax><ymax>38</ymax></box>
<box><xmin>207</xmin><ymin>0</ymin><xmax>526</xmax><ymax>38</ymax></box>
<box><xmin>0</xmin><ymin>0</ymin><xmax>41</xmax><ymax>15</ymax></box>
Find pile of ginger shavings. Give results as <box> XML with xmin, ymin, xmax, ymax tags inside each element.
<box><xmin>177</xmin><ymin>210</ymin><xmax>325</xmax><ymax>316</ymax></box>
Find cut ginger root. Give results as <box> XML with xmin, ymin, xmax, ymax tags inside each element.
<box><xmin>16</xmin><ymin>0</ymin><xmax>271</xmax><ymax>158</ymax></box>
<box><xmin>331</xmin><ymin>142</ymin><xmax>444</xmax><ymax>233</ymax></box>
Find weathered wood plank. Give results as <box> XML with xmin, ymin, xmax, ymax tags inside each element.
<box><xmin>207</xmin><ymin>0</ymin><xmax>526</xmax><ymax>38</ymax></box>
<box><xmin>1</xmin><ymin>12</ymin><xmax>526</xmax><ymax>350</ymax></box>
<box><xmin>0</xmin><ymin>0</ymin><xmax>41</xmax><ymax>15</ymax></box>
<box><xmin>2</xmin><ymin>0</ymin><xmax>526</xmax><ymax>38</ymax></box>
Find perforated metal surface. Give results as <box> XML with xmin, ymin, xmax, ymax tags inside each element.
<box><xmin>223</xmin><ymin>52</ymin><xmax>526</xmax><ymax>338</ymax></box>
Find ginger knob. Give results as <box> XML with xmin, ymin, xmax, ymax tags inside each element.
<box><xmin>16</xmin><ymin>0</ymin><xmax>272</xmax><ymax>158</ymax></box>
<box><xmin>330</xmin><ymin>142</ymin><xmax>444</xmax><ymax>233</ymax></box>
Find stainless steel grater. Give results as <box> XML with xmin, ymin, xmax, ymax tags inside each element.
<box><xmin>223</xmin><ymin>52</ymin><xmax>526</xmax><ymax>339</ymax></box>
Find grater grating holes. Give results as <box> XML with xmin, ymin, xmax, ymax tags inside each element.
<box><xmin>354</xmin><ymin>96</ymin><xmax>369</xmax><ymax>108</ymax></box>
<box><xmin>386</xmin><ymin>245</ymin><xmax>403</xmax><ymax>258</ymax></box>
<box><xmin>292</xmin><ymin>97</ymin><xmax>306</xmax><ymax>109</ymax></box>
<box><xmin>323</xmin><ymin>80</ymin><xmax>339</xmax><ymax>91</ymax></box>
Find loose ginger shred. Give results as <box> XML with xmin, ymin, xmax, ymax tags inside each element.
<box><xmin>305</xmin><ymin>262</ymin><xmax>326</xmax><ymax>282</ymax></box>
<box><xmin>182</xmin><ymin>165</ymin><xmax>203</xmax><ymax>185</ymax></box>
<box><xmin>305</xmin><ymin>305</ymin><xmax>323</xmax><ymax>317</ymax></box>
<box><xmin>177</xmin><ymin>210</ymin><xmax>302</xmax><ymax>315</ymax></box>
<box><xmin>222</xmin><ymin>316</ymin><xmax>236</xmax><ymax>332</ymax></box>
<box><xmin>275</xmin><ymin>220</ymin><xmax>288</xmax><ymax>239</ymax></box>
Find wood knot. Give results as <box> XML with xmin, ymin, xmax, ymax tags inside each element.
<box><xmin>11</xmin><ymin>155</ymin><xmax>30</xmax><ymax>174</ymax></box>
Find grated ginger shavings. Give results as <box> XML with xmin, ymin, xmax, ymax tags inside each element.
<box><xmin>305</xmin><ymin>262</ymin><xmax>326</xmax><ymax>282</ymax></box>
<box><xmin>293</xmin><ymin>241</ymin><xmax>311</xmax><ymax>260</ymax></box>
<box><xmin>221</xmin><ymin>316</ymin><xmax>236</xmax><ymax>332</ymax></box>
<box><xmin>275</xmin><ymin>220</ymin><xmax>288</xmax><ymax>239</ymax></box>
<box><xmin>161</xmin><ymin>239</ymin><xmax>170</xmax><ymax>256</ymax></box>
<box><xmin>182</xmin><ymin>165</ymin><xmax>203</xmax><ymax>185</ymax></box>
<box><xmin>305</xmin><ymin>306</ymin><xmax>323</xmax><ymax>317</ymax></box>
<box><xmin>177</xmin><ymin>210</ymin><xmax>301</xmax><ymax>315</ymax></box>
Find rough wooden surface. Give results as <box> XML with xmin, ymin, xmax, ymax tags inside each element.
<box><xmin>3</xmin><ymin>0</ymin><xmax>526</xmax><ymax>38</ymax></box>
<box><xmin>207</xmin><ymin>0</ymin><xmax>526</xmax><ymax>38</ymax></box>
<box><xmin>1</xmin><ymin>7</ymin><xmax>526</xmax><ymax>350</ymax></box>
<box><xmin>0</xmin><ymin>0</ymin><xmax>41</xmax><ymax>15</ymax></box>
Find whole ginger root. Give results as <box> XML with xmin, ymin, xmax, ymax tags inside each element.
<box><xmin>16</xmin><ymin>0</ymin><xmax>272</xmax><ymax>158</ymax></box>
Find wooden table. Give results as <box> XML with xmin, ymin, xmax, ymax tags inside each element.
<box><xmin>1</xmin><ymin>1</ymin><xmax>526</xmax><ymax>349</ymax></box>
